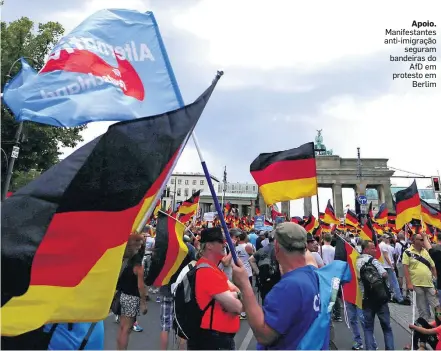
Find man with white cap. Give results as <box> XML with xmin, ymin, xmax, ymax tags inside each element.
<box><xmin>232</xmin><ymin>222</ymin><xmax>321</xmax><ymax>350</ymax></box>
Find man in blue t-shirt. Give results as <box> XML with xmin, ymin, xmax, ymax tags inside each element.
<box><xmin>232</xmin><ymin>222</ymin><xmax>321</xmax><ymax>350</ymax></box>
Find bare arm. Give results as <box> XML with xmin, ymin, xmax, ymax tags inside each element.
<box><xmin>383</xmin><ymin>250</ymin><xmax>393</xmax><ymax>267</ymax></box>
<box><xmin>423</xmin><ymin>232</ymin><xmax>433</xmax><ymax>250</ymax></box>
<box><xmin>249</xmin><ymin>256</ymin><xmax>259</xmax><ymax>275</ymax></box>
<box><xmin>221</xmin><ymin>252</ymin><xmax>232</xmax><ymax>267</ymax></box>
<box><xmin>403</xmin><ymin>264</ymin><xmax>413</xmax><ymax>289</ymax></box>
<box><xmin>410</xmin><ymin>325</ymin><xmax>439</xmax><ymax>335</ymax></box>
<box><xmin>134</xmin><ymin>265</ymin><xmax>147</xmax><ymax>301</ymax></box>
<box><xmin>213</xmin><ymin>291</ymin><xmax>243</xmax><ymax>315</ymax></box>
<box><xmin>240</xmin><ymin>280</ymin><xmax>280</xmax><ymax>345</ymax></box>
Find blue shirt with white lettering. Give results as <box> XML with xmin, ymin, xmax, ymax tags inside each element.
<box><xmin>257</xmin><ymin>265</ymin><xmax>320</xmax><ymax>350</ymax></box>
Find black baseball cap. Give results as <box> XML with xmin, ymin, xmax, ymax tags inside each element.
<box><xmin>200</xmin><ymin>227</ymin><xmax>224</xmax><ymax>243</ymax></box>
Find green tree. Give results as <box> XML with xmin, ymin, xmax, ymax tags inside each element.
<box><xmin>1</xmin><ymin>17</ymin><xmax>85</xmax><ymax>190</ymax></box>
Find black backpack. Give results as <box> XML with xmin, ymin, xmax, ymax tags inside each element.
<box><xmin>360</xmin><ymin>257</ymin><xmax>391</xmax><ymax>305</ymax></box>
<box><xmin>173</xmin><ymin>263</ymin><xmax>215</xmax><ymax>340</ymax></box>
<box><xmin>258</xmin><ymin>246</ymin><xmax>280</xmax><ymax>284</ymax></box>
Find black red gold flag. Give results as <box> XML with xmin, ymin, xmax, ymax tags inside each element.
<box><xmin>0</xmin><ymin>77</ymin><xmax>219</xmax><ymax>336</ymax></box>
<box><xmin>335</xmin><ymin>237</ymin><xmax>362</xmax><ymax>309</ymax></box>
<box><xmin>421</xmin><ymin>199</ymin><xmax>441</xmax><ymax>229</ymax></box>
<box><xmin>303</xmin><ymin>214</ymin><xmax>318</xmax><ymax>233</ymax></box>
<box><xmin>395</xmin><ymin>180</ymin><xmax>421</xmax><ymax>228</ymax></box>
<box><xmin>250</xmin><ymin>142</ymin><xmax>317</xmax><ymax>205</ymax></box>
<box><xmin>374</xmin><ymin>203</ymin><xmax>388</xmax><ymax>225</ymax></box>
<box><xmin>345</xmin><ymin>209</ymin><xmax>359</xmax><ymax>228</ymax></box>
<box><xmin>178</xmin><ymin>190</ymin><xmax>201</xmax><ymax>223</ymax></box>
<box><xmin>146</xmin><ymin>211</ymin><xmax>189</xmax><ymax>287</ymax></box>
<box><xmin>360</xmin><ymin>218</ymin><xmax>382</xmax><ymax>261</ymax></box>
<box><xmin>324</xmin><ymin>200</ymin><xmax>340</xmax><ymax>225</ymax></box>
<box><xmin>319</xmin><ymin>212</ymin><xmax>325</xmax><ymax>221</ymax></box>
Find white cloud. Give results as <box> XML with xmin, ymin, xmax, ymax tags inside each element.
<box><xmin>172</xmin><ymin>0</ymin><xmax>440</xmax><ymax>71</ymax></box>
<box><xmin>45</xmin><ymin>0</ymin><xmax>150</xmax><ymax>33</ymax></box>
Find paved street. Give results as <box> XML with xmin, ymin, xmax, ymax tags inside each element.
<box><xmin>104</xmin><ymin>291</ymin><xmax>413</xmax><ymax>350</ymax></box>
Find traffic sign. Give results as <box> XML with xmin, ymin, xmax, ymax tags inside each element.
<box><xmin>11</xmin><ymin>146</ymin><xmax>20</xmax><ymax>159</ymax></box>
<box><xmin>357</xmin><ymin>195</ymin><xmax>368</xmax><ymax>205</ymax></box>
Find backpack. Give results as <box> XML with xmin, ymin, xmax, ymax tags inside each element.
<box><xmin>258</xmin><ymin>245</ymin><xmax>280</xmax><ymax>284</ymax></box>
<box><xmin>399</xmin><ymin>242</ymin><xmax>410</xmax><ymax>261</ymax></box>
<box><xmin>173</xmin><ymin>263</ymin><xmax>215</xmax><ymax>340</ymax></box>
<box><xmin>360</xmin><ymin>257</ymin><xmax>391</xmax><ymax>305</ymax></box>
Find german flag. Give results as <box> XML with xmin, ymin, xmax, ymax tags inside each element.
<box><xmin>321</xmin><ymin>222</ymin><xmax>332</xmax><ymax>233</ymax></box>
<box><xmin>153</xmin><ymin>199</ymin><xmax>161</xmax><ymax>218</ymax></box>
<box><xmin>374</xmin><ymin>203</ymin><xmax>388</xmax><ymax>225</ymax></box>
<box><xmin>0</xmin><ymin>78</ymin><xmax>218</xmax><ymax>336</ymax></box>
<box><xmin>345</xmin><ymin>210</ymin><xmax>359</xmax><ymax>228</ymax></box>
<box><xmin>224</xmin><ymin>201</ymin><xmax>232</xmax><ymax>216</ymax></box>
<box><xmin>372</xmin><ymin>222</ymin><xmax>384</xmax><ymax>235</ymax></box>
<box><xmin>319</xmin><ymin>212</ymin><xmax>325</xmax><ymax>222</ymax></box>
<box><xmin>336</xmin><ymin>237</ymin><xmax>362</xmax><ymax>309</ymax></box>
<box><xmin>395</xmin><ymin>180</ymin><xmax>421</xmax><ymax>229</ymax></box>
<box><xmin>178</xmin><ymin>190</ymin><xmax>201</xmax><ymax>223</ymax></box>
<box><xmin>250</xmin><ymin>142</ymin><xmax>317</xmax><ymax>205</ymax></box>
<box><xmin>303</xmin><ymin>214</ymin><xmax>318</xmax><ymax>233</ymax></box>
<box><xmin>360</xmin><ymin>218</ymin><xmax>382</xmax><ymax>261</ymax></box>
<box><xmin>146</xmin><ymin>211</ymin><xmax>189</xmax><ymax>287</ymax></box>
<box><xmin>421</xmin><ymin>200</ymin><xmax>441</xmax><ymax>229</ymax></box>
<box><xmin>255</xmin><ymin>207</ymin><xmax>261</xmax><ymax>216</ymax></box>
<box><xmin>291</xmin><ymin>216</ymin><xmax>304</xmax><ymax>225</ymax></box>
<box><xmin>324</xmin><ymin>200</ymin><xmax>340</xmax><ymax>225</ymax></box>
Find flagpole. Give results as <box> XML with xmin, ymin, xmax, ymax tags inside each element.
<box><xmin>162</xmin><ymin>70</ymin><xmax>238</xmax><ymax>262</ymax></box>
<box><xmin>135</xmin><ymin>71</ymin><xmax>224</xmax><ymax>235</ymax></box>
<box><xmin>191</xmin><ymin>130</ymin><xmax>238</xmax><ymax>262</ymax></box>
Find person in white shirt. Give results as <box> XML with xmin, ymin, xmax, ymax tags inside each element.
<box><xmin>380</xmin><ymin>235</ymin><xmax>405</xmax><ymax>304</ymax></box>
<box><xmin>321</xmin><ymin>233</ymin><xmax>335</xmax><ymax>265</ymax></box>
<box><xmin>394</xmin><ymin>232</ymin><xmax>410</xmax><ymax>297</ymax></box>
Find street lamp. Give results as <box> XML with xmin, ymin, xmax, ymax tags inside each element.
<box><xmin>1</xmin><ymin>57</ymin><xmax>37</xmax><ymax>201</ymax></box>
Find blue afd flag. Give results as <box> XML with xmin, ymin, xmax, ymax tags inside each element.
<box><xmin>297</xmin><ymin>261</ymin><xmax>351</xmax><ymax>350</ymax></box>
<box><xmin>2</xmin><ymin>9</ymin><xmax>183</xmax><ymax>127</ymax></box>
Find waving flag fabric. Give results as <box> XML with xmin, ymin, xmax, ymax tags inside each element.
<box><xmin>297</xmin><ymin>260</ymin><xmax>351</xmax><ymax>350</ymax></box>
<box><xmin>361</xmin><ymin>218</ymin><xmax>382</xmax><ymax>261</ymax></box>
<box><xmin>0</xmin><ymin>78</ymin><xmax>220</xmax><ymax>336</ymax></box>
<box><xmin>336</xmin><ymin>238</ymin><xmax>363</xmax><ymax>309</ymax></box>
<box><xmin>3</xmin><ymin>10</ymin><xmax>183</xmax><ymax>127</ymax></box>
<box><xmin>345</xmin><ymin>209</ymin><xmax>359</xmax><ymax>228</ymax></box>
<box><xmin>250</xmin><ymin>142</ymin><xmax>317</xmax><ymax>205</ymax></box>
<box><xmin>177</xmin><ymin>190</ymin><xmax>201</xmax><ymax>223</ymax></box>
<box><xmin>421</xmin><ymin>200</ymin><xmax>441</xmax><ymax>229</ymax></box>
<box><xmin>375</xmin><ymin>203</ymin><xmax>388</xmax><ymax>225</ymax></box>
<box><xmin>146</xmin><ymin>211</ymin><xmax>188</xmax><ymax>287</ymax></box>
<box><xmin>324</xmin><ymin>200</ymin><xmax>340</xmax><ymax>225</ymax></box>
<box><xmin>396</xmin><ymin>180</ymin><xmax>421</xmax><ymax>229</ymax></box>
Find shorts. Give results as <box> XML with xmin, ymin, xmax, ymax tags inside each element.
<box><xmin>397</xmin><ymin>262</ymin><xmax>404</xmax><ymax>278</ymax></box>
<box><xmin>120</xmin><ymin>292</ymin><xmax>140</xmax><ymax>318</ymax></box>
<box><xmin>160</xmin><ymin>296</ymin><xmax>174</xmax><ymax>332</ymax></box>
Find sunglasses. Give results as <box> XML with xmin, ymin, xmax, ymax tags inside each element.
<box><xmin>436</xmin><ymin>312</ymin><xmax>441</xmax><ymax>316</ymax></box>
<box><xmin>415</xmin><ymin>238</ymin><xmax>424</xmax><ymax>241</ymax></box>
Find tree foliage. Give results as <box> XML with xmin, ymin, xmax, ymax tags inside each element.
<box><xmin>1</xmin><ymin>17</ymin><xmax>85</xmax><ymax>189</ymax></box>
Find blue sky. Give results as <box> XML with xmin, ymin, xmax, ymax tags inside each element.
<box><xmin>3</xmin><ymin>0</ymin><xmax>441</xmax><ymax>215</ymax></box>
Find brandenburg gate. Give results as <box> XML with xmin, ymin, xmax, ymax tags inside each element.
<box><xmin>263</xmin><ymin>131</ymin><xmax>395</xmax><ymax>218</ymax></box>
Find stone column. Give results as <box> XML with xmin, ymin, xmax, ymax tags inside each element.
<box><xmin>377</xmin><ymin>185</ymin><xmax>386</xmax><ymax>204</ymax></box>
<box><xmin>250</xmin><ymin>200</ymin><xmax>256</xmax><ymax>217</ymax></box>
<box><xmin>258</xmin><ymin>191</ymin><xmax>267</xmax><ymax>217</ymax></box>
<box><xmin>281</xmin><ymin>201</ymin><xmax>290</xmax><ymax>217</ymax></box>
<box><xmin>303</xmin><ymin>197</ymin><xmax>313</xmax><ymax>217</ymax></box>
<box><xmin>381</xmin><ymin>184</ymin><xmax>394</xmax><ymax>211</ymax></box>
<box><xmin>332</xmin><ymin>183</ymin><xmax>344</xmax><ymax>218</ymax></box>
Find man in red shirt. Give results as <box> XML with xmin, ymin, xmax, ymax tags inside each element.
<box><xmin>189</xmin><ymin>227</ymin><xmax>242</xmax><ymax>350</ymax></box>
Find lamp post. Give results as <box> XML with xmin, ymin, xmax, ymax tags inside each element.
<box><xmin>1</xmin><ymin>57</ymin><xmax>37</xmax><ymax>201</ymax></box>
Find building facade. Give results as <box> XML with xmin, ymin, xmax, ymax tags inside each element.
<box><xmin>161</xmin><ymin>172</ymin><xmax>220</xmax><ymax>210</ymax></box>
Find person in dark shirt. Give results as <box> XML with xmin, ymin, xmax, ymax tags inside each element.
<box><xmin>423</xmin><ymin>231</ymin><xmax>441</xmax><ymax>305</ymax></box>
<box><xmin>116</xmin><ymin>246</ymin><xmax>147</xmax><ymax>349</ymax></box>
<box><xmin>256</xmin><ymin>231</ymin><xmax>266</xmax><ymax>251</ymax></box>
<box><xmin>159</xmin><ymin>242</ymin><xmax>197</xmax><ymax>350</ymax></box>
